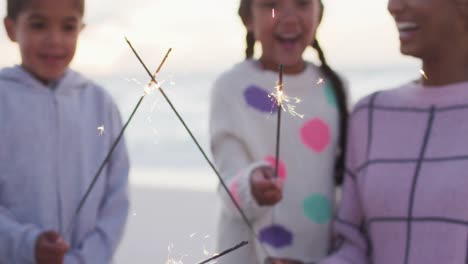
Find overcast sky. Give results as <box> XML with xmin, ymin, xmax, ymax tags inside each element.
<box><xmin>0</xmin><ymin>0</ymin><xmax>418</xmax><ymax>77</ymax></box>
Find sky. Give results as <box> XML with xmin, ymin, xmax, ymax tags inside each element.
<box><xmin>0</xmin><ymin>0</ymin><xmax>419</xmax><ymax>78</ymax></box>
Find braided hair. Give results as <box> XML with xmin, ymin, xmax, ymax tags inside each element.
<box><xmin>312</xmin><ymin>40</ymin><xmax>348</xmax><ymax>185</ymax></box>
<box><xmin>238</xmin><ymin>0</ymin><xmax>349</xmax><ymax>185</ymax></box>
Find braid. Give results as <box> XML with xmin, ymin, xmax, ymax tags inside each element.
<box><xmin>312</xmin><ymin>40</ymin><xmax>349</xmax><ymax>185</ymax></box>
<box><xmin>246</xmin><ymin>31</ymin><xmax>255</xmax><ymax>59</ymax></box>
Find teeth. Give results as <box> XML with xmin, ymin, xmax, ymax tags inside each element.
<box><xmin>278</xmin><ymin>33</ymin><xmax>300</xmax><ymax>40</ymax></box>
<box><xmin>397</xmin><ymin>22</ymin><xmax>418</xmax><ymax>31</ymax></box>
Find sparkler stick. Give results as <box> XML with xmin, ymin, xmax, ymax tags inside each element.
<box><xmin>196</xmin><ymin>241</ymin><xmax>248</xmax><ymax>264</ymax></box>
<box><xmin>274</xmin><ymin>65</ymin><xmax>284</xmax><ymax>179</ymax></box>
<box><xmin>64</xmin><ymin>48</ymin><xmax>172</xmax><ymax>237</ymax></box>
<box><xmin>125</xmin><ymin>38</ymin><xmax>271</xmax><ymax>257</ymax></box>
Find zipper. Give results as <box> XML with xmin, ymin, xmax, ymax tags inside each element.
<box><xmin>52</xmin><ymin>93</ymin><xmax>64</xmax><ymax>235</ymax></box>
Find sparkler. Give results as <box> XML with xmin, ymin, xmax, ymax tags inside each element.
<box><xmin>197</xmin><ymin>241</ymin><xmax>248</xmax><ymax>264</ymax></box>
<box><xmin>125</xmin><ymin>38</ymin><xmax>271</xmax><ymax>257</ymax></box>
<box><xmin>420</xmin><ymin>69</ymin><xmax>428</xmax><ymax>80</ymax></box>
<box><xmin>64</xmin><ymin>47</ymin><xmax>172</xmax><ymax>237</ymax></box>
<box><xmin>274</xmin><ymin>64</ymin><xmax>284</xmax><ymax>179</ymax></box>
<box><xmin>269</xmin><ymin>77</ymin><xmax>303</xmax><ymax>118</ymax></box>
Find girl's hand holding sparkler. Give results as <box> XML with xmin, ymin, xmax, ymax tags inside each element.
<box><xmin>266</xmin><ymin>257</ymin><xmax>304</xmax><ymax>264</ymax></box>
<box><xmin>35</xmin><ymin>230</ymin><xmax>69</xmax><ymax>264</ymax></box>
<box><xmin>250</xmin><ymin>166</ymin><xmax>283</xmax><ymax>206</ymax></box>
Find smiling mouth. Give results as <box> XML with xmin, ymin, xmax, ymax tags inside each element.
<box><xmin>40</xmin><ymin>54</ymin><xmax>66</xmax><ymax>63</ymax></box>
<box><xmin>275</xmin><ymin>33</ymin><xmax>301</xmax><ymax>45</ymax></box>
<box><xmin>397</xmin><ymin>22</ymin><xmax>420</xmax><ymax>33</ymax></box>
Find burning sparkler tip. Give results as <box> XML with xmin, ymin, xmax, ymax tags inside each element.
<box><xmin>420</xmin><ymin>69</ymin><xmax>428</xmax><ymax>80</ymax></box>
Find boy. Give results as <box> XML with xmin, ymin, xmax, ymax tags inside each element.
<box><xmin>1</xmin><ymin>0</ymin><xmax>129</xmax><ymax>263</ymax></box>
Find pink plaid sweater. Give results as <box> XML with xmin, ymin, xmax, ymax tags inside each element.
<box><xmin>321</xmin><ymin>80</ymin><xmax>468</xmax><ymax>264</ymax></box>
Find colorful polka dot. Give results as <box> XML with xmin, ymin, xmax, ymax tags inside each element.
<box><xmin>229</xmin><ymin>180</ymin><xmax>241</xmax><ymax>208</ymax></box>
<box><xmin>324</xmin><ymin>82</ymin><xmax>337</xmax><ymax>107</ymax></box>
<box><xmin>303</xmin><ymin>194</ymin><xmax>332</xmax><ymax>224</ymax></box>
<box><xmin>243</xmin><ymin>85</ymin><xmax>278</xmax><ymax>113</ymax></box>
<box><xmin>264</xmin><ymin>156</ymin><xmax>287</xmax><ymax>182</ymax></box>
<box><xmin>300</xmin><ymin>118</ymin><xmax>331</xmax><ymax>153</ymax></box>
<box><xmin>259</xmin><ymin>225</ymin><xmax>293</xmax><ymax>248</ymax></box>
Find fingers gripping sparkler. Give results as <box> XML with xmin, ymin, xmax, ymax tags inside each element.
<box><xmin>125</xmin><ymin>38</ymin><xmax>272</xmax><ymax>258</ymax></box>
<box><xmin>64</xmin><ymin>47</ymin><xmax>172</xmax><ymax>238</ymax></box>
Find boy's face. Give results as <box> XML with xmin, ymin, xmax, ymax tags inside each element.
<box><xmin>4</xmin><ymin>0</ymin><xmax>83</xmax><ymax>83</ymax></box>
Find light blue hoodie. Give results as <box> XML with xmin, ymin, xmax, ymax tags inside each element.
<box><xmin>0</xmin><ymin>66</ymin><xmax>129</xmax><ymax>263</ymax></box>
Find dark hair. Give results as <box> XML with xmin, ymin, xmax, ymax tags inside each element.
<box><xmin>7</xmin><ymin>0</ymin><xmax>85</xmax><ymax>20</ymax></box>
<box><xmin>238</xmin><ymin>0</ymin><xmax>349</xmax><ymax>185</ymax></box>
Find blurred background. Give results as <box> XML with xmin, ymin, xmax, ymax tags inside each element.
<box><xmin>1</xmin><ymin>0</ymin><xmax>421</xmax><ymax>263</ymax></box>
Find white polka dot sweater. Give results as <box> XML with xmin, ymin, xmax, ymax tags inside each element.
<box><xmin>209</xmin><ymin>60</ymin><xmax>341</xmax><ymax>263</ymax></box>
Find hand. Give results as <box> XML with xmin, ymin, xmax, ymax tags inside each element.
<box><xmin>35</xmin><ymin>230</ymin><xmax>69</xmax><ymax>264</ymax></box>
<box><xmin>250</xmin><ymin>166</ymin><xmax>283</xmax><ymax>206</ymax></box>
<box><xmin>266</xmin><ymin>258</ymin><xmax>304</xmax><ymax>264</ymax></box>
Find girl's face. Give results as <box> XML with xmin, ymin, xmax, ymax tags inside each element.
<box><xmin>246</xmin><ymin>0</ymin><xmax>321</xmax><ymax>73</ymax></box>
<box><xmin>388</xmin><ymin>0</ymin><xmax>468</xmax><ymax>60</ymax></box>
<box><xmin>4</xmin><ymin>0</ymin><xmax>84</xmax><ymax>84</ymax></box>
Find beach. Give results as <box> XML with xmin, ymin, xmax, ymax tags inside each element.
<box><xmin>115</xmin><ymin>169</ymin><xmax>222</xmax><ymax>264</ymax></box>
<box><xmin>104</xmin><ymin>66</ymin><xmax>421</xmax><ymax>263</ymax></box>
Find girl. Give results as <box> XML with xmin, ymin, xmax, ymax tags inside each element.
<box><xmin>1</xmin><ymin>0</ymin><xmax>129</xmax><ymax>263</ymax></box>
<box><xmin>209</xmin><ymin>0</ymin><xmax>348</xmax><ymax>263</ymax></box>
<box><xmin>320</xmin><ymin>0</ymin><xmax>468</xmax><ymax>263</ymax></box>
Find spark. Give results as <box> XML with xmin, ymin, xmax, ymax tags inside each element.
<box><xmin>269</xmin><ymin>84</ymin><xmax>304</xmax><ymax>118</ymax></box>
<box><xmin>166</xmin><ymin>244</ymin><xmax>184</xmax><ymax>264</ymax></box>
<box><xmin>420</xmin><ymin>69</ymin><xmax>428</xmax><ymax>80</ymax></box>
<box><xmin>272</xmin><ymin>9</ymin><xmax>275</xmax><ymax>18</ymax></box>
<box><xmin>317</xmin><ymin>78</ymin><xmax>325</xmax><ymax>85</ymax></box>
<box><xmin>190</xmin><ymin>233</ymin><xmax>197</xmax><ymax>238</ymax></box>
<box><xmin>203</xmin><ymin>246</ymin><xmax>210</xmax><ymax>256</ymax></box>
<box><xmin>97</xmin><ymin>125</ymin><xmax>105</xmax><ymax>136</ymax></box>
<box><xmin>144</xmin><ymin>80</ymin><xmax>165</xmax><ymax>96</ymax></box>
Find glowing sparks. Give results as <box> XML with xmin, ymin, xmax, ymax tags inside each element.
<box><xmin>317</xmin><ymin>78</ymin><xmax>325</xmax><ymax>85</ymax></box>
<box><xmin>269</xmin><ymin>85</ymin><xmax>304</xmax><ymax>118</ymax></box>
<box><xmin>272</xmin><ymin>8</ymin><xmax>275</xmax><ymax>18</ymax></box>
<box><xmin>97</xmin><ymin>125</ymin><xmax>105</xmax><ymax>136</ymax></box>
<box><xmin>203</xmin><ymin>246</ymin><xmax>210</xmax><ymax>256</ymax></box>
<box><xmin>166</xmin><ymin>244</ymin><xmax>185</xmax><ymax>264</ymax></box>
<box><xmin>144</xmin><ymin>80</ymin><xmax>165</xmax><ymax>96</ymax></box>
<box><xmin>165</xmin><ymin>260</ymin><xmax>183</xmax><ymax>264</ymax></box>
<box><xmin>420</xmin><ymin>69</ymin><xmax>428</xmax><ymax>80</ymax></box>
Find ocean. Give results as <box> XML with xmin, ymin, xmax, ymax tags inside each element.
<box><xmin>93</xmin><ymin>64</ymin><xmax>421</xmax><ymax>191</ymax></box>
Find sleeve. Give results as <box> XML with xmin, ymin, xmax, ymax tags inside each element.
<box><xmin>65</xmin><ymin>103</ymin><xmax>130</xmax><ymax>264</ymax></box>
<box><xmin>209</xmin><ymin>78</ymin><xmax>271</xmax><ymax>222</ymax></box>
<box><xmin>319</xmin><ymin>108</ymin><xmax>370</xmax><ymax>264</ymax></box>
<box><xmin>0</xmin><ymin>208</ymin><xmax>42</xmax><ymax>263</ymax></box>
